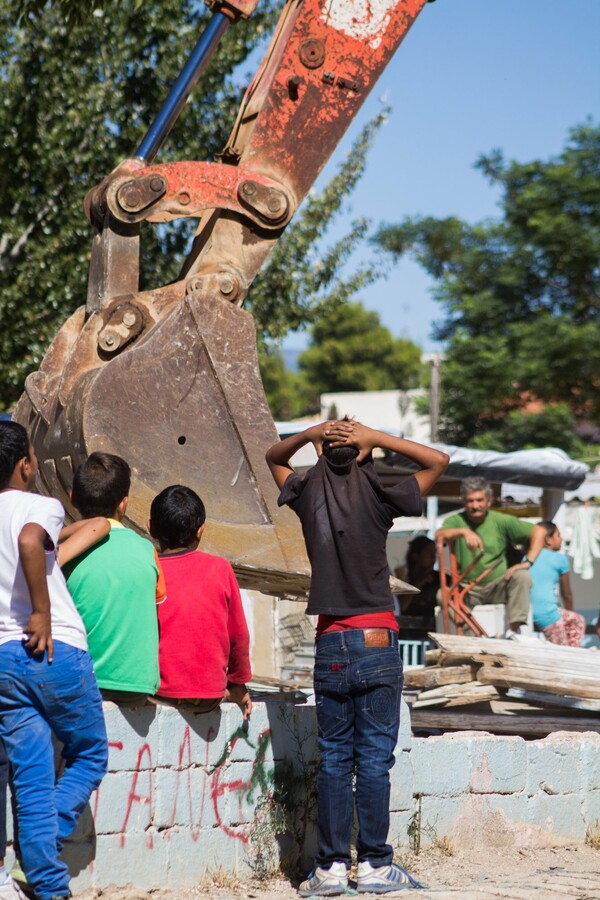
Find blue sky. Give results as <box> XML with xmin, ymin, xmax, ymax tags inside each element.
<box><xmin>281</xmin><ymin>0</ymin><xmax>600</xmax><ymax>355</ymax></box>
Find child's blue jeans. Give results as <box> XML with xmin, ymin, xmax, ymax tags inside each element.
<box><xmin>0</xmin><ymin>639</ymin><xmax>107</xmax><ymax>899</ymax></box>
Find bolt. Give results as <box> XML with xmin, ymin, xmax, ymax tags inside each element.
<box><xmin>267</xmin><ymin>196</ymin><xmax>283</xmax><ymax>214</ymax></box>
<box><xmin>219</xmin><ymin>275</ymin><xmax>235</xmax><ymax>295</ymax></box>
<box><xmin>104</xmin><ymin>335</ymin><xmax>115</xmax><ymax>347</ymax></box>
<box><xmin>122</xmin><ymin>311</ymin><xmax>136</xmax><ymax>327</ymax></box>
<box><xmin>242</xmin><ymin>181</ymin><xmax>256</xmax><ymax>197</ymax></box>
<box><xmin>120</xmin><ymin>187</ymin><xmax>142</xmax><ymax>209</ymax></box>
<box><xmin>150</xmin><ymin>176</ymin><xmax>164</xmax><ymax>193</ymax></box>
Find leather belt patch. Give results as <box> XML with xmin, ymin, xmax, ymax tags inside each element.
<box><xmin>363</xmin><ymin>628</ymin><xmax>391</xmax><ymax>647</ymax></box>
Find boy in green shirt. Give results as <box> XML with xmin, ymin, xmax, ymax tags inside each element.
<box><xmin>63</xmin><ymin>452</ymin><xmax>166</xmax><ymax>704</ymax></box>
<box><xmin>436</xmin><ymin>476</ymin><xmax>545</xmax><ymax>635</ymax></box>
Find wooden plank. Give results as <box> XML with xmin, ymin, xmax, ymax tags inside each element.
<box><xmin>424</xmin><ymin>649</ymin><xmax>442</xmax><ymax>666</ymax></box>
<box><xmin>404</xmin><ymin>664</ymin><xmax>476</xmax><ymax>689</ymax></box>
<box><xmin>506</xmin><ymin>688</ymin><xmax>600</xmax><ymax>713</ymax></box>
<box><xmin>428</xmin><ymin>633</ymin><xmax>600</xmax><ymax>676</ymax></box>
<box><xmin>410</xmin><ymin>708</ymin><xmax>600</xmax><ymax>737</ymax></box>
<box><xmin>415</xmin><ymin>680</ymin><xmax>489</xmax><ymax>700</ymax></box>
<box><xmin>478</xmin><ymin>664</ymin><xmax>600</xmax><ymax>700</ymax></box>
<box><xmin>412</xmin><ymin>682</ymin><xmax>499</xmax><ymax>708</ymax></box>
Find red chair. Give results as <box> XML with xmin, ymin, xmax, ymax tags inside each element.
<box><xmin>436</xmin><ymin>537</ymin><xmax>503</xmax><ymax>637</ymax></box>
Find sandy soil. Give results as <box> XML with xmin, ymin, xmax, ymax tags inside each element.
<box><xmin>75</xmin><ymin>844</ymin><xmax>600</xmax><ymax>899</ymax></box>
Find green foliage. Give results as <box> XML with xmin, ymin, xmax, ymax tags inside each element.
<box><xmin>0</xmin><ymin>0</ymin><xmax>278</xmax><ymax>409</ymax></box>
<box><xmin>0</xmin><ymin>2</ymin><xmax>384</xmax><ymax>412</ymax></box>
<box><xmin>374</xmin><ymin>122</ymin><xmax>600</xmax><ymax>450</ymax></box>
<box><xmin>257</xmin><ymin>347</ymin><xmax>305</xmax><ymax>422</ymax></box>
<box><xmin>472</xmin><ymin>404</ymin><xmax>584</xmax><ymax>456</ymax></box>
<box><xmin>298</xmin><ymin>300</ymin><xmax>422</xmax><ymax>412</ymax></box>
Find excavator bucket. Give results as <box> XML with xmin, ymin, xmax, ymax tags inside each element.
<box><xmin>14</xmin><ymin>277</ymin><xmax>310</xmax><ymax>595</ymax></box>
<box><xmin>13</xmin><ymin>0</ymin><xmax>429</xmax><ymax>594</ymax></box>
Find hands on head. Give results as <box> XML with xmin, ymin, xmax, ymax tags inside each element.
<box><xmin>308</xmin><ymin>418</ymin><xmax>374</xmax><ymax>462</ymax></box>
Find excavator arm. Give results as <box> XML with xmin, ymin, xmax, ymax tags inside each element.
<box><xmin>14</xmin><ymin>0</ymin><xmax>429</xmax><ymax>594</ymax></box>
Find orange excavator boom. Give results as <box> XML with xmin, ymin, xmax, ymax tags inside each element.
<box><xmin>14</xmin><ymin>0</ymin><xmax>429</xmax><ymax>594</ymax></box>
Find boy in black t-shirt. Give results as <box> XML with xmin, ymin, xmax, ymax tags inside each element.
<box><xmin>266</xmin><ymin>419</ymin><xmax>448</xmax><ymax>896</ymax></box>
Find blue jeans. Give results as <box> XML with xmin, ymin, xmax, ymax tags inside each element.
<box><xmin>0</xmin><ymin>737</ymin><xmax>7</xmax><ymax>859</ymax></box>
<box><xmin>313</xmin><ymin>629</ymin><xmax>403</xmax><ymax>869</ymax></box>
<box><xmin>0</xmin><ymin>640</ymin><xmax>108</xmax><ymax>899</ymax></box>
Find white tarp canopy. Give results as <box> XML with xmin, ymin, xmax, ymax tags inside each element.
<box><xmin>389</xmin><ymin>444</ymin><xmax>589</xmax><ymax>491</ymax></box>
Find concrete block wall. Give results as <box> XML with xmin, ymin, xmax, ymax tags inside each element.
<box><xmin>5</xmin><ymin>700</ymin><xmax>600</xmax><ymax>891</ymax></box>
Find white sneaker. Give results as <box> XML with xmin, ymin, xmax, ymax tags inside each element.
<box><xmin>0</xmin><ymin>875</ymin><xmax>29</xmax><ymax>899</ymax></box>
<box><xmin>299</xmin><ymin>862</ymin><xmax>349</xmax><ymax>896</ymax></box>
<box><xmin>356</xmin><ymin>861</ymin><xmax>425</xmax><ymax>893</ymax></box>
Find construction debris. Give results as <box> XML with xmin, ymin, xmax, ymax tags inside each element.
<box><xmin>404</xmin><ymin>633</ymin><xmax>600</xmax><ymax>737</ymax></box>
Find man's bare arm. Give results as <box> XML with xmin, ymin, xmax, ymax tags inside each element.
<box><xmin>333</xmin><ymin>422</ymin><xmax>449</xmax><ymax>496</ymax></box>
<box><xmin>18</xmin><ymin>523</ymin><xmax>54</xmax><ymax>662</ymax></box>
<box><xmin>435</xmin><ymin>526</ymin><xmax>484</xmax><ymax>552</ymax></box>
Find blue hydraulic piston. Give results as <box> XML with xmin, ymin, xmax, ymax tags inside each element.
<box><xmin>135</xmin><ymin>11</ymin><xmax>230</xmax><ymax>164</ymax></box>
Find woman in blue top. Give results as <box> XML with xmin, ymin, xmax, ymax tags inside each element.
<box><xmin>530</xmin><ymin>521</ymin><xmax>585</xmax><ymax>647</ymax></box>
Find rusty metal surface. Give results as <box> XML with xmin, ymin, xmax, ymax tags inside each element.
<box><xmin>14</xmin><ymin>0</ymin><xmax>429</xmax><ymax>595</ymax></box>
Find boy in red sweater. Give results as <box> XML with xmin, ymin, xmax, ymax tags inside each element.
<box><xmin>149</xmin><ymin>485</ymin><xmax>252</xmax><ymax>719</ymax></box>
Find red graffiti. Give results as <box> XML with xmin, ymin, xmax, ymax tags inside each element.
<box><xmin>120</xmin><ymin>743</ymin><xmax>153</xmax><ymax>848</ymax></box>
<box><xmin>210</xmin><ymin>729</ymin><xmax>272</xmax><ymax>843</ymax></box>
<box><xmin>89</xmin><ymin>728</ymin><xmax>274</xmax><ymax>852</ymax></box>
<box><xmin>167</xmin><ymin>724</ymin><xmax>216</xmax><ymax>841</ymax></box>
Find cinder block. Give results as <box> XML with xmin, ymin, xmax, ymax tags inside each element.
<box><xmin>526</xmin><ymin>735</ymin><xmax>584</xmax><ymax>796</ymax></box>
<box><xmin>94</xmin><ymin>769</ymin><xmax>155</xmax><ymax>835</ymax></box>
<box><xmin>467</xmin><ymin>734</ymin><xmax>527</xmax><ymax>793</ymax></box>
<box><xmin>397</xmin><ymin>697</ymin><xmax>412</xmax><ymax>751</ymax></box>
<box><xmin>82</xmin><ymin>830</ymin><xmax>169</xmax><ymax>890</ymax></box>
<box><xmin>61</xmin><ymin>838</ymin><xmax>95</xmax><ymax>889</ymax></box>
<box><xmin>154</xmin><ymin>766</ymin><xmax>221</xmax><ymax>831</ymax></box>
<box><xmin>154</xmin><ymin>704</ymin><xmax>224</xmax><ymax>769</ymax></box>
<box><xmin>269</xmin><ymin>704</ymin><xmax>318</xmax><ymax>763</ymax></box>
<box><xmin>581</xmin><ymin>733</ymin><xmax>600</xmax><ymax>792</ymax></box>
<box><xmin>221</xmin><ymin>760</ymin><xmax>273</xmax><ymax>828</ymax></box>
<box><xmin>419</xmin><ymin>795</ymin><xmax>469</xmax><ymax>842</ymax></box>
<box><xmin>390</xmin><ymin>749</ymin><xmax>413</xmax><ymax>811</ymax></box>
<box><xmin>530</xmin><ymin>792</ymin><xmax>585</xmax><ymax>839</ymax></box>
<box><xmin>582</xmin><ymin>789</ymin><xmax>600</xmax><ymax>826</ymax></box>
<box><xmin>388</xmin><ymin>808</ymin><xmax>415</xmax><ymax>851</ymax></box>
<box><xmin>411</xmin><ymin>736</ymin><xmax>471</xmax><ymax>796</ymax></box>
<box><xmin>103</xmin><ymin>703</ymin><xmax>160</xmax><ymax>771</ymax></box>
<box><xmin>485</xmin><ymin>793</ymin><xmax>533</xmax><ymax>830</ymax></box>
<box><xmin>165</xmin><ymin>826</ymin><xmax>239</xmax><ymax>883</ymax></box>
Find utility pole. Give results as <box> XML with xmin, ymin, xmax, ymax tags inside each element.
<box><xmin>429</xmin><ymin>354</ymin><xmax>442</xmax><ymax>443</ymax></box>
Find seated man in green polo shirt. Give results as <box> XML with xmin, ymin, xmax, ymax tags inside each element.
<box><xmin>436</xmin><ymin>476</ymin><xmax>546</xmax><ymax>636</ymax></box>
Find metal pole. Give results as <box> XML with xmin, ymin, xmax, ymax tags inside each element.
<box><xmin>135</xmin><ymin>11</ymin><xmax>230</xmax><ymax>163</ymax></box>
<box><xmin>429</xmin><ymin>354</ymin><xmax>441</xmax><ymax>443</ymax></box>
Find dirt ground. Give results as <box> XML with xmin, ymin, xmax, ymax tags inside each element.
<box><xmin>76</xmin><ymin>844</ymin><xmax>600</xmax><ymax>899</ymax></box>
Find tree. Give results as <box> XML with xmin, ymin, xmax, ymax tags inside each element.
<box><xmin>257</xmin><ymin>347</ymin><xmax>305</xmax><ymax>422</ymax></box>
<box><xmin>0</xmin><ymin>1</ymin><xmax>384</xmax><ymax>411</ymax></box>
<box><xmin>374</xmin><ymin>123</ymin><xmax>600</xmax><ymax>452</ymax></box>
<box><xmin>297</xmin><ymin>301</ymin><xmax>422</xmax><ymax>412</ymax></box>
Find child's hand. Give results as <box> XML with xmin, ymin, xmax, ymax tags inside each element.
<box><xmin>225</xmin><ymin>681</ymin><xmax>253</xmax><ymax>721</ymax></box>
<box><xmin>23</xmin><ymin>613</ymin><xmax>54</xmax><ymax>662</ymax></box>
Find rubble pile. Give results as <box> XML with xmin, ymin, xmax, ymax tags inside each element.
<box><xmin>404</xmin><ymin>633</ymin><xmax>600</xmax><ymax>737</ymax></box>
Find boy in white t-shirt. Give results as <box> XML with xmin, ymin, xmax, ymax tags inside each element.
<box><xmin>0</xmin><ymin>421</ymin><xmax>108</xmax><ymax>900</ymax></box>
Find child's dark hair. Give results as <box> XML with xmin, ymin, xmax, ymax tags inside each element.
<box><xmin>0</xmin><ymin>421</ymin><xmax>30</xmax><ymax>490</ymax></box>
<box><xmin>72</xmin><ymin>452</ymin><xmax>131</xmax><ymax>517</ymax></box>
<box><xmin>539</xmin><ymin>520</ymin><xmax>558</xmax><ymax>537</ymax></box>
<box><xmin>150</xmin><ymin>485</ymin><xmax>206</xmax><ymax>550</ymax></box>
<box><xmin>322</xmin><ymin>415</ymin><xmax>359</xmax><ymax>466</ymax></box>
